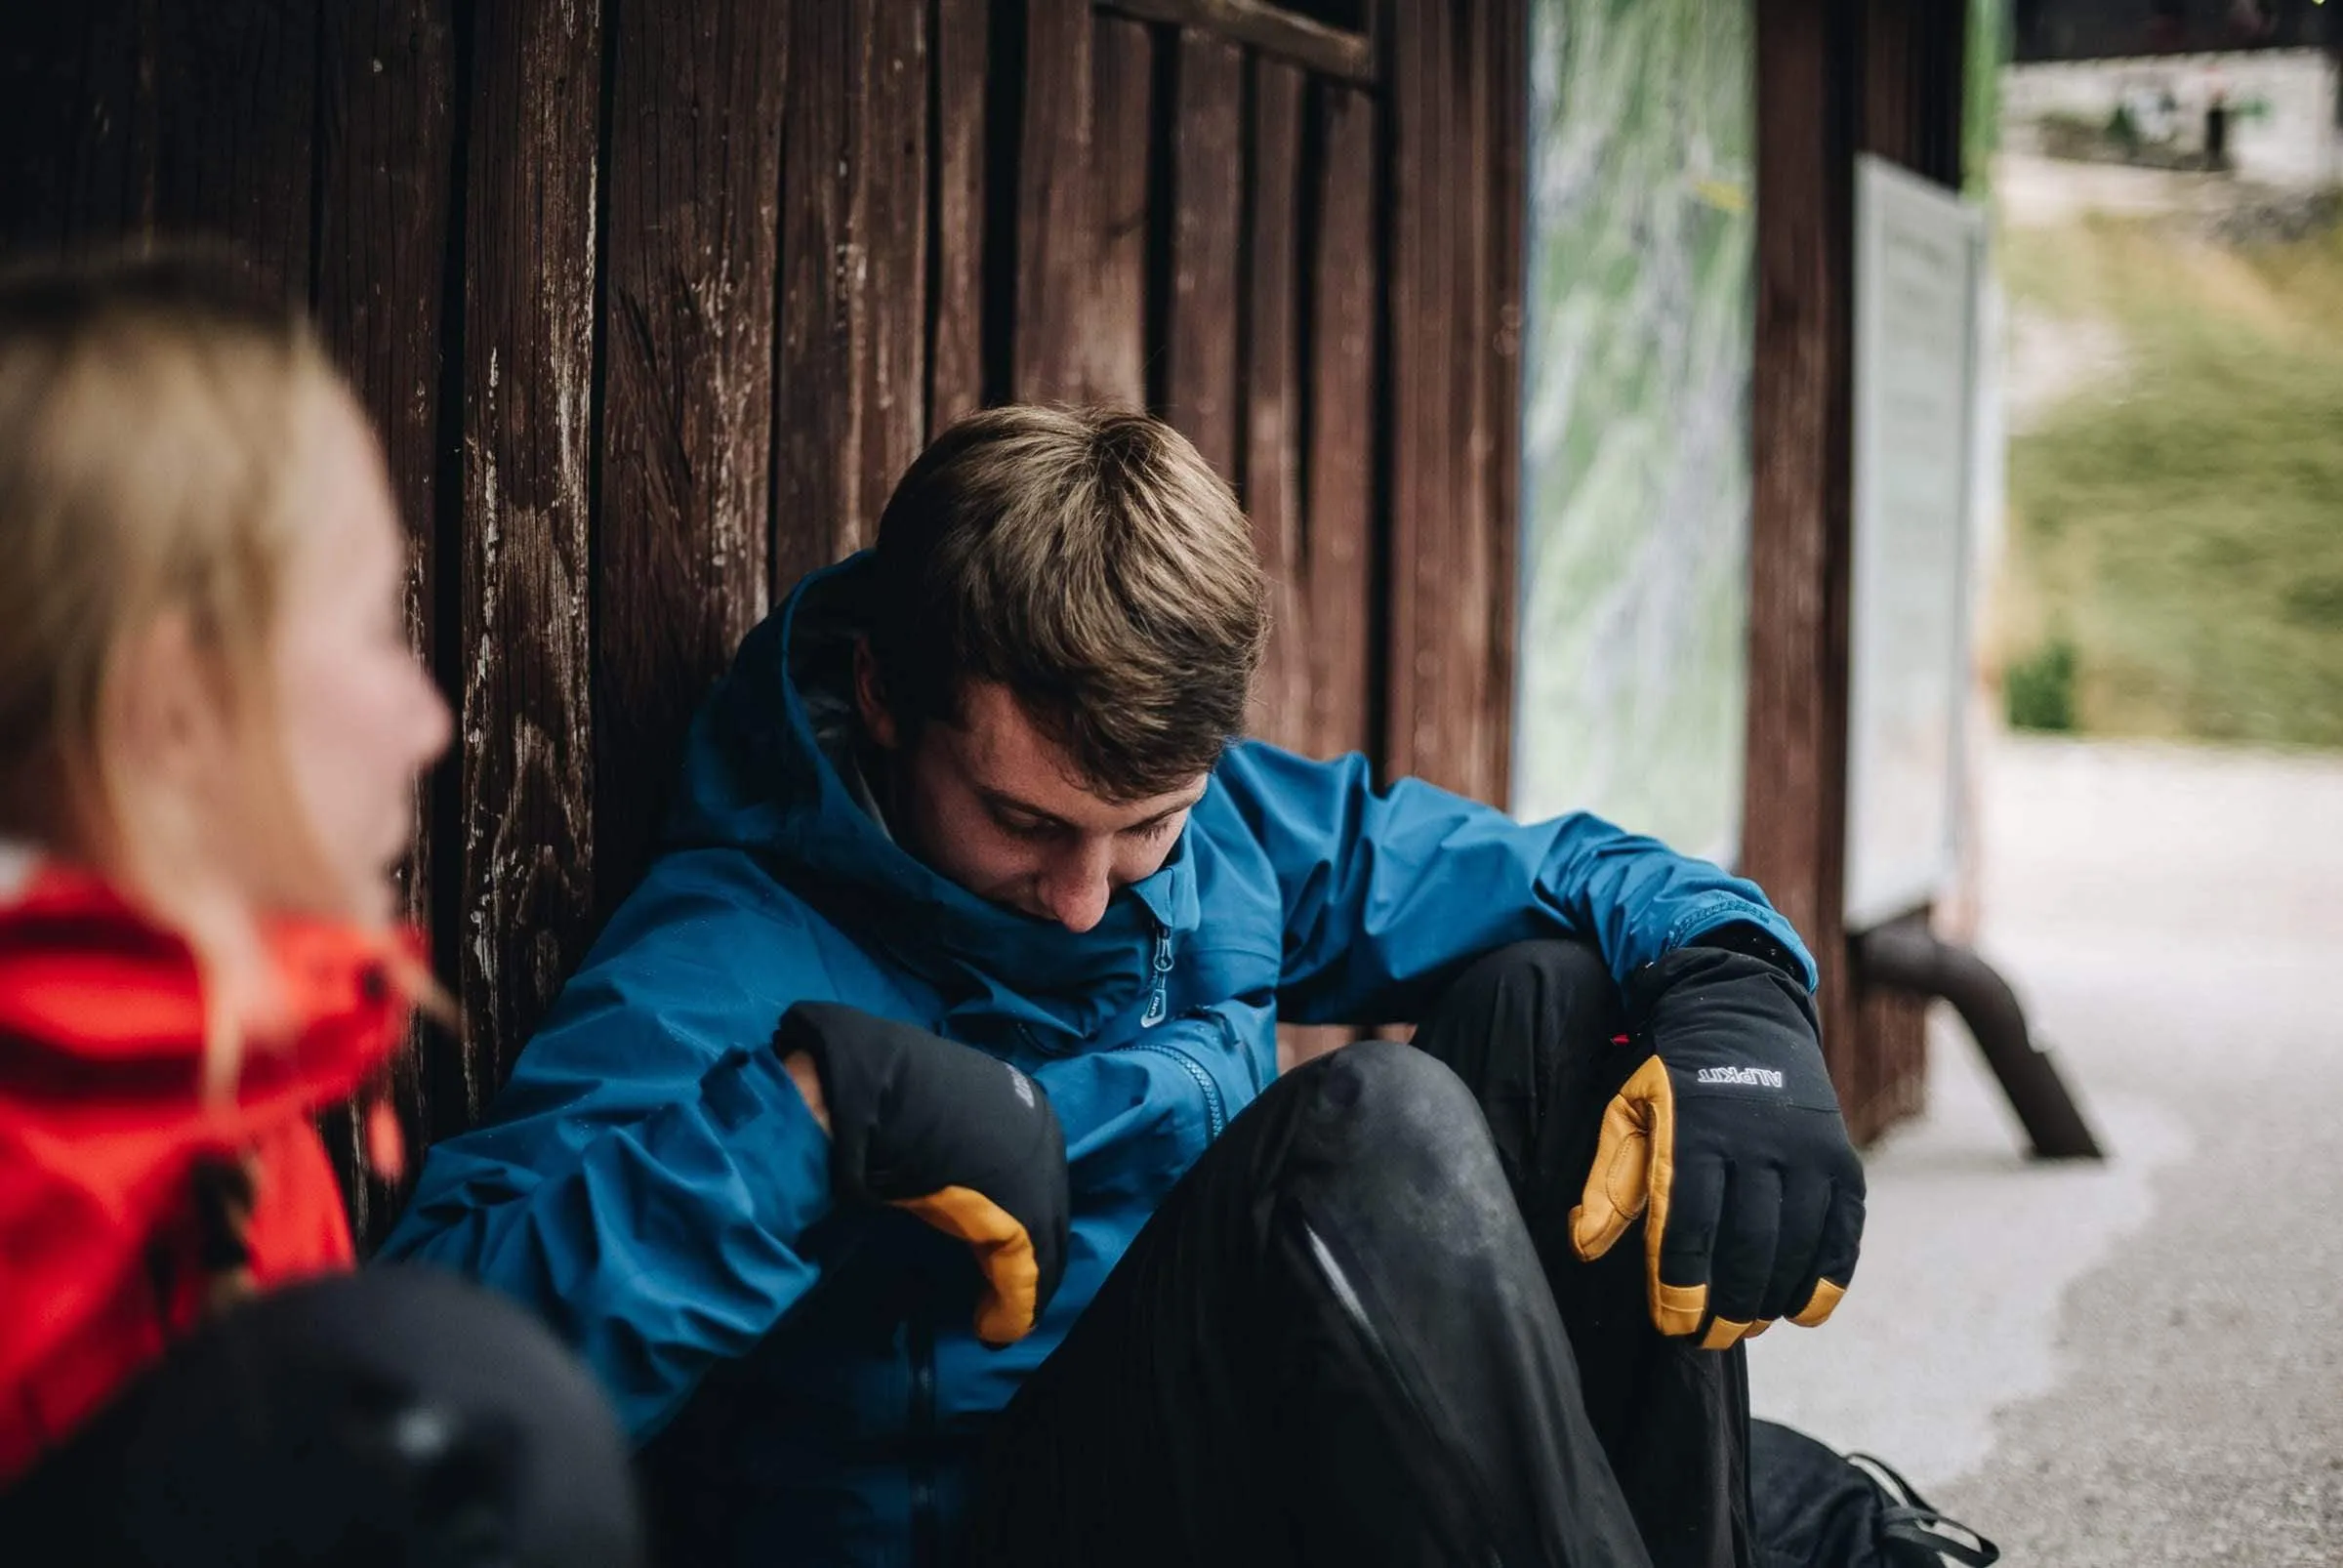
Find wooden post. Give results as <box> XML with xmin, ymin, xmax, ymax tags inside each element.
<box><xmin>1745</xmin><ymin>0</ymin><xmax>1859</xmax><ymax>1099</ymax></box>
<box><xmin>1747</xmin><ymin>0</ymin><xmax>1969</xmax><ymax>1139</ymax></box>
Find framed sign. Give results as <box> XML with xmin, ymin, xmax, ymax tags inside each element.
<box><xmin>1844</xmin><ymin>154</ymin><xmax>1987</xmax><ymax>931</ymax></box>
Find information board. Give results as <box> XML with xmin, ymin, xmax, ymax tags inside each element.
<box><xmin>1844</xmin><ymin>154</ymin><xmax>1986</xmax><ymax>931</ymax></box>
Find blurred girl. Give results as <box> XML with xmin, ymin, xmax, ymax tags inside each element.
<box><xmin>0</xmin><ymin>253</ymin><xmax>636</xmax><ymax>1566</ymax></box>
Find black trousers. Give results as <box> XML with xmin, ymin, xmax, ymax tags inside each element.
<box><xmin>0</xmin><ymin>1267</ymin><xmax>643</xmax><ymax>1568</ymax></box>
<box><xmin>966</xmin><ymin>940</ymin><xmax>1752</xmax><ymax>1568</ymax></box>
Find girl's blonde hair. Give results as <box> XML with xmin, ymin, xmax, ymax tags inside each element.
<box><xmin>0</xmin><ymin>251</ymin><xmax>399</xmax><ymax>1092</ymax></box>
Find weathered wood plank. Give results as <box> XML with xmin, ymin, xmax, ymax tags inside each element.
<box><xmin>775</xmin><ymin>1</ymin><xmax>932</xmax><ymax>593</ymax></box>
<box><xmin>1086</xmin><ymin>14</ymin><xmax>1153</xmax><ymax>409</ymax></box>
<box><xmin>453</xmin><ymin>0</ymin><xmax>601</xmax><ymax>1110</ymax></box>
<box><xmin>1746</xmin><ymin>0</ymin><xmax>1857</xmax><ymax>1093</ymax></box>
<box><xmin>595</xmin><ymin>0</ymin><xmax>785</xmax><ymax>916</ymax></box>
<box><xmin>929</xmin><ymin>0</ymin><xmax>988</xmax><ymax>428</ymax></box>
<box><xmin>1386</xmin><ymin>0</ymin><xmax>1478</xmax><ymax>798</ymax></box>
<box><xmin>0</xmin><ymin>3</ymin><xmax>153</xmax><ymax>257</ymax></box>
<box><xmin>1246</xmin><ymin>59</ymin><xmax>1306</xmax><ymax>749</ymax></box>
<box><xmin>1163</xmin><ymin>31</ymin><xmax>1243</xmax><ymax>482</ymax></box>
<box><xmin>1382</xmin><ymin>0</ymin><xmax>1521</xmax><ymax>806</ymax></box>
<box><xmin>1481</xmin><ymin>0</ymin><xmax>1526</xmax><ymax>808</ymax></box>
<box><xmin>1301</xmin><ymin>81</ymin><xmax>1377</xmax><ymax>763</ymax></box>
<box><xmin>856</xmin><ymin>0</ymin><xmax>929</xmax><ymax>548</ymax></box>
<box><xmin>311</xmin><ymin>0</ymin><xmax>459</xmax><ymax>1231</ymax></box>
<box><xmin>1009</xmin><ymin>0</ymin><xmax>1092</xmax><ymax>402</ymax></box>
<box><xmin>152</xmin><ymin>0</ymin><xmax>316</xmax><ymax>300</ymax></box>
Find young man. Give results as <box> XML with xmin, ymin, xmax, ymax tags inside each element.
<box><xmin>382</xmin><ymin>407</ymin><xmax>1864</xmax><ymax>1568</ymax></box>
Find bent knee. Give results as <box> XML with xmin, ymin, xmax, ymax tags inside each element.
<box><xmin>1300</xmin><ymin>1040</ymin><xmax>1503</xmax><ymax>1180</ymax></box>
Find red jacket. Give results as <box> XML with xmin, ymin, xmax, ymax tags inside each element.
<box><xmin>0</xmin><ymin>849</ymin><xmax>414</xmax><ymax>1482</ymax></box>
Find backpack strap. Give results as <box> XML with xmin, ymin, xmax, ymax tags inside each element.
<box><xmin>1877</xmin><ymin>1506</ymin><xmax>1999</xmax><ymax>1567</ymax></box>
<box><xmin>1846</xmin><ymin>1453</ymin><xmax>2001</xmax><ymax>1567</ymax></box>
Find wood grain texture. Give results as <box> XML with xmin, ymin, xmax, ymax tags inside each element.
<box><xmin>1163</xmin><ymin>30</ymin><xmax>1243</xmax><ymax>482</ymax></box>
<box><xmin>311</xmin><ymin>0</ymin><xmax>459</xmax><ymax>1235</ymax></box>
<box><xmin>774</xmin><ymin>0</ymin><xmax>931</xmax><ymax>594</ymax></box>
<box><xmin>1255</xmin><ymin>66</ymin><xmax>1347</xmax><ymax>1066</ymax></box>
<box><xmin>1009</xmin><ymin>0</ymin><xmax>1092</xmax><ymax>402</ymax></box>
<box><xmin>1482</xmin><ymin>0</ymin><xmax>1525</xmax><ymax>809</ymax></box>
<box><xmin>152</xmin><ymin>0</ymin><xmax>316</xmax><ymax>299</ymax></box>
<box><xmin>929</xmin><ymin>0</ymin><xmax>988</xmax><ymax>428</ymax></box>
<box><xmin>1747</xmin><ymin>0</ymin><xmax>1857</xmax><ymax>1094</ymax></box>
<box><xmin>453</xmin><ymin>0</ymin><xmax>602</xmax><ymax>1110</ymax></box>
<box><xmin>1300</xmin><ymin>81</ymin><xmax>1377</xmax><ymax>763</ymax></box>
<box><xmin>1086</xmin><ymin>14</ymin><xmax>1153</xmax><ymax>409</ymax></box>
<box><xmin>1383</xmin><ymin>0</ymin><xmax>1517</xmax><ymax>805</ymax></box>
<box><xmin>1246</xmin><ymin>59</ymin><xmax>1307</xmax><ymax>750</ymax></box>
<box><xmin>595</xmin><ymin>0</ymin><xmax>785</xmax><ymax>915</ymax></box>
<box><xmin>0</xmin><ymin>2</ymin><xmax>153</xmax><ymax>256</ymax></box>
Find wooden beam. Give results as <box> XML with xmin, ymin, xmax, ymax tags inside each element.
<box><xmin>1745</xmin><ymin>0</ymin><xmax>1857</xmax><ymax>1091</ymax></box>
<box><xmin>1098</xmin><ymin>0</ymin><xmax>1375</xmax><ymax>87</ymax></box>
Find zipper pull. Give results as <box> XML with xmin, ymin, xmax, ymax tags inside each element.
<box><xmin>1142</xmin><ymin>926</ymin><xmax>1174</xmax><ymax>1028</ymax></box>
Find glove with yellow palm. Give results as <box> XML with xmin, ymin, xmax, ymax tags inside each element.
<box><xmin>775</xmin><ymin>1003</ymin><xmax>1068</xmax><ymax>1347</ymax></box>
<box><xmin>1567</xmin><ymin>931</ymin><xmax>1864</xmax><ymax>1351</ymax></box>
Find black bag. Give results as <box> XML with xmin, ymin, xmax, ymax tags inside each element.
<box><xmin>1752</xmin><ymin>1420</ymin><xmax>2000</xmax><ymax>1568</ymax></box>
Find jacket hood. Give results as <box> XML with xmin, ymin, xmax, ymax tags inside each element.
<box><xmin>662</xmin><ymin>554</ymin><xmax>1202</xmax><ymax>1051</ymax></box>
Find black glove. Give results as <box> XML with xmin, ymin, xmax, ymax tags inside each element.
<box><xmin>1566</xmin><ymin>935</ymin><xmax>1864</xmax><ymax>1350</ymax></box>
<box><xmin>775</xmin><ymin>1003</ymin><xmax>1069</xmax><ymax>1346</ymax></box>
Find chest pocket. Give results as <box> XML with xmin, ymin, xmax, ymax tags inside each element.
<box><xmin>1027</xmin><ymin>1005</ymin><xmax>1262</xmax><ymax>1214</ymax></box>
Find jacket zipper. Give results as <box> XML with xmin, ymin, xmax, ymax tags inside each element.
<box><xmin>908</xmin><ymin>1310</ymin><xmax>939</xmax><ymax>1567</ymax></box>
<box><xmin>1140</xmin><ymin>924</ymin><xmax>1173</xmax><ymax>1027</ymax></box>
<box><xmin>1123</xmin><ymin>924</ymin><xmax>1226</xmax><ymax>1138</ymax></box>
<box><xmin>1121</xmin><ymin>1038</ymin><xmax>1226</xmax><ymax>1139</ymax></box>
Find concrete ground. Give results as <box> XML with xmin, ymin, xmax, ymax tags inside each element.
<box><xmin>1748</xmin><ymin>732</ymin><xmax>2343</xmax><ymax>1565</ymax></box>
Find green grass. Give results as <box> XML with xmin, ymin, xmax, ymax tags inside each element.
<box><xmin>1996</xmin><ymin>213</ymin><xmax>2343</xmax><ymax>749</ymax></box>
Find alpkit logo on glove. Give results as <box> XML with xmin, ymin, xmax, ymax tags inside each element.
<box><xmin>1695</xmin><ymin>1064</ymin><xmax>1786</xmax><ymax>1089</ymax></box>
<box><xmin>1007</xmin><ymin>1065</ymin><xmax>1037</xmax><ymax>1109</ymax></box>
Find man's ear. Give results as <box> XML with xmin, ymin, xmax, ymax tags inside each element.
<box><xmin>852</xmin><ymin>637</ymin><xmax>901</xmax><ymax>751</ymax></box>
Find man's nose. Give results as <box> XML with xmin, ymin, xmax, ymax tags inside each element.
<box><xmin>1037</xmin><ymin>838</ymin><xmax>1115</xmax><ymax>933</ymax></box>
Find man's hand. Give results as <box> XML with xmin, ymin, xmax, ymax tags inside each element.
<box><xmin>774</xmin><ymin>1003</ymin><xmax>1070</xmax><ymax>1346</ymax></box>
<box><xmin>1566</xmin><ymin>940</ymin><xmax>1864</xmax><ymax>1350</ymax></box>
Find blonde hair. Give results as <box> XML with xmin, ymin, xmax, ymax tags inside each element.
<box><xmin>0</xmin><ymin>251</ymin><xmax>388</xmax><ymax>1092</ymax></box>
<box><xmin>869</xmin><ymin>405</ymin><xmax>1269</xmax><ymax>801</ymax></box>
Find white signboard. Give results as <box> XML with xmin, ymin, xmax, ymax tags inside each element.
<box><xmin>1844</xmin><ymin>155</ymin><xmax>1986</xmax><ymax>931</ymax></box>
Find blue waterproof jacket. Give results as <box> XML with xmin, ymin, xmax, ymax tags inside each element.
<box><xmin>379</xmin><ymin>555</ymin><xmax>1813</xmax><ymax>1564</ymax></box>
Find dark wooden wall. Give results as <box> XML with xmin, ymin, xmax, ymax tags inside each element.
<box><xmin>0</xmin><ymin>0</ymin><xmax>1524</xmax><ymax>1238</ymax></box>
<box><xmin>1746</xmin><ymin>0</ymin><xmax>1968</xmax><ymax>1143</ymax></box>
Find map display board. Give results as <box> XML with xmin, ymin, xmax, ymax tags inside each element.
<box><xmin>1514</xmin><ymin>0</ymin><xmax>1757</xmax><ymax>864</ymax></box>
<box><xmin>1845</xmin><ymin>154</ymin><xmax>1987</xmax><ymax>930</ymax></box>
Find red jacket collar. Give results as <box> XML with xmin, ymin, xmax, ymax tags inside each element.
<box><xmin>0</xmin><ymin>851</ymin><xmax>419</xmax><ymax>1131</ymax></box>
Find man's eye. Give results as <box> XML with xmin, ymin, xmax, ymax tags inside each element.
<box><xmin>1001</xmin><ymin>815</ymin><xmax>1056</xmax><ymax>842</ymax></box>
<box><xmin>1129</xmin><ymin>816</ymin><xmax>1178</xmax><ymax>844</ymax></box>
